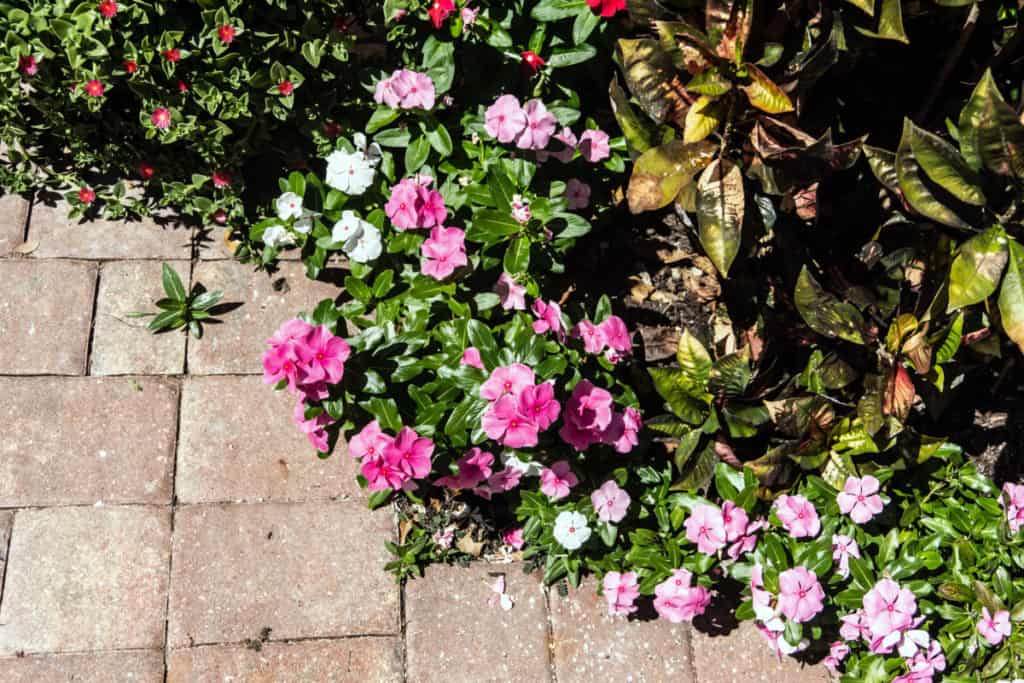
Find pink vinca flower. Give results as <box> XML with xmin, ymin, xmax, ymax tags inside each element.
<box><xmin>296</xmin><ymin>324</ymin><xmax>351</xmax><ymax>385</ymax></box>
<box><xmin>721</xmin><ymin>501</ymin><xmax>750</xmax><ymax>542</ymax></box>
<box><xmin>550</xmin><ymin>127</ymin><xmax>578</xmax><ymax>163</ymax></box>
<box><xmin>823</xmin><ymin>641</ymin><xmax>850</xmax><ymax>674</ymax></box>
<box><xmin>559</xmin><ymin>380</ymin><xmax>615</xmax><ymax>451</ymax></box>
<box><xmin>603</xmin><ymin>571</ymin><xmax>640</xmax><ymax>616</ymax></box>
<box><xmin>726</xmin><ymin>517</ymin><xmax>765</xmax><ymax>560</ymax></box>
<box><xmin>518</xmin><ymin>383</ymin><xmax>561</xmax><ymax>431</ymax></box>
<box><xmin>837</xmin><ymin>475</ymin><xmax>885</xmax><ymax>523</ymax></box>
<box><xmin>684</xmin><ymin>504</ymin><xmax>728</xmax><ymax>555</ymax></box>
<box><xmin>839</xmin><ymin>610</ymin><xmax>870</xmax><ymax>642</ymax></box>
<box><xmin>591</xmin><ymin>480</ymin><xmax>630</xmax><ymax>523</ymax></box>
<box><xmin>361</xmin><ymin>451</ymin><xmax>408</xmax><ymax>492</ymax></box>
<box><xmin>532</xmin><ymin>299</ymin><xmax>565</xmax><ymax>339</ymax></box>
<box><xmin>485</xmin><ymin>95</ymin><xmax>527</xmax><ymax>144</ymax></box>
<box><xmin>832</xmin><ymin>534</ymin><xmax>861</xmax><ymax>579</ymax></box>
<box><xmin>151</xmin><ymin>107</ymin><xmax>172</xmax><ymax>129</ymax></box>
<box><xmin>416</xmin><ymin>179</ymin><xmax>448</xmax><ymax>227</ymax></box>
<box><xmin>262</xmin><ymin>318</ymin><xmax>314</xmax><ymax>390</ymax></box>
<box><xmin>502</xmin><ymin>527</ymin><xmax>524</xmax><ymax>549</ymax></box>
<box><xmin>906</xmin><ymin>639</ymin><xmax>946</xmax><ymax>677</ymax></box>
<box><xmin>610</xmin><ymin>406</ymin><xmax>641</xmax><ymax>454</ymax></box>
<box><xmin>539</xmin><ymin>460</ymin><xmax>578</xmax><ymax>501</ymax></box>
<box><xmin>480</xmin><ymin>363</ymin><xmax>535</xmax><ymax>401</ymax></box>
<box><xmin>653</xmin><ymin>569</ymin><xmax>711</xmax><ymax>623</ymax></box>
<box><xmin>385</xmin><ymin>427</ymin><xmax>434</xmax><ymax>480</ymax></box>
<box><xmin>566</xmin><ymin>178</ymin><xmax>591</xmax><ymax>210</ymax></box>
<box><xmin>374</xmin><ymin>69</ymin><xmax>435</xmax><ymax>110</ymax></box>
<box><xmin>348</xmin><ymin>420</ymin><xmax>393</xmax><ymax>463</ymax></box>
<box><xmin>482</xmin><ymin>395</ymin><xmax>538</xmax><ymax>448</ymax></box>
<box><xmin>461</xmin><ymin>346</ymin><xmax>484</xmax><ymax>369</ymax></box>
<box><xmin>977</xmin><ymin>608</ymin><xmax>1011</xmax><ymax>646</ymax></box>
<box><xmin>385</xmin><ymin>179</ymin><xmax>422</xmax><ymax>230</ymax></box>
<box><xmin>863</xmin><ymin>579</ymin><xmax>918</xmax><ymax>640</ymax></box>
<box><xmin>573</xmin><ymin>320</ymin><xmax>607</xmax><ymax>354</ymax></box>
<box><xmin>774</xmin><ymin>494</ymin><xmax>820</xmax><ymax>538</ymax></box>
<box><xmin>461</xmin><ymin>6</ymin><xmax>479</xmax><ymax>26</ymax></box>
<box><xmin>435</xmin><ymin>448</ymin><xmax>494</xmax><ymax>490</ymax></box>
<box><xmin>516</xmin><ymin>99</ymin><xmax>557</xmax><ymax>151</ymax></box>
<box><xmin>293</xmin><ymin>401</ymin><xmax>333</xmax><ymax>453</ymax></box>
<box><xmin>777</xmin><ymin>566</ymin><xmax>825</xmax><ymax>623</ymax></box>
<box><xmin>478</xmin><ymin>467</ymin><xmax>522</xmax><ymax>500</ymax></box>
<box><xmin>599</xmin><ymin>316</ymin><xmax>632</xmax><ymax>358</ymax></box>
<box><xmin>578</xmin><ymin>129</ymin><xmax>611</xmax><ymax>162</ymax></box>
<box><xmin>1002</xmin><ymin>482</ymin><xmax>1024</xmax><ymax>533</ymax></box>
<box><xmin>421</xmin><ymin>226</ymin><xmax>467</xmax><ymax>280</ymax></box>
<box><xmin>495</xmin><ymin>272</ymin><xmax>526</xmax><ymax>310</ymax></box>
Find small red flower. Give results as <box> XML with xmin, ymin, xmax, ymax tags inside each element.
<box><xmin>163</xmin><ymin>48</ymin><xmax>180</xmax><ymax>63</ymax></box>
<box><xmin>323</xmin><ymin>121</ymin><xmax>343</xmax><ymax>138</ymax></box>
<box><xmin>97</xmin><ymin>0</ymin><xmax>117</xmax><ymax>18</ymax></box>
<box><xmin>151</xmin><ymin>107</ymin><xmax>172</xmax><ymax>130</ymax></box>
<box><xmin>123</xmin><ymin>59</ymin><xmax>138</xmax><ymax>74</ymax></box>
<box><xmin>84</xmin><ymin>79</ymin><xmax>104</xmax><ymax>97</ymax></box>
<box><xmin>212</xmin><ymin>209</ymin><xmax>228</xmax><ymax>225</ymax></box>
<box><xmin>427</xmin><ymin>0</ymin><xmax>454</xmax><ymax>28</ymax></box>
<box><xmin>18</xmin><ymin>55</ymin><xmax>38</xmax><ymax>76</ymax></box>
<box><xmin>78</xmin><ymin>187</ymin><xmax>96</xmax><ymax>204</ymax></box>
<box><xmin>521</xmin><ymin>51</ymin><xmax>545</xmax><ymax>75</ymax></box>
<box><xmin>138</xmin><ymin>162</ymin><xmax>156</xmax><ymax>180</ymax></box>
<box><xmin>177</xmin><ymin>80</ymin><xmax>188</xmax><ymax>93</ymax></box>
<box><xmin>277</xmin><ymin>80</ymin><xmax>294</xmax><ymax>96</ymax></box>
<box><xmin>211</xmin><ymin>170</ymin><xmax>232</xmax><ymax>188</ymax></box>
<box><xmin>332</xmin><ymin>16</ymin><xmax>350</xmax><ymax>32</ymax></box>
<box><xmin>585</xmin><ymin>0</ymin><xmax>626</xmax><ymax>17</ymax></box>
<box><xmin>218</xmin><ymin>24</ymin><xmax>236</xmax><ymax>44</ymax></box>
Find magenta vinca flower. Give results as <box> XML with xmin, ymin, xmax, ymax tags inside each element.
<box><xmin>774</xmin><ymin>494</ymin><xmax>821</xmax><ymax>538</ymax></box>
<box><xmin>482</xmin><ymin>395</ymin><xmax>538</xmax><ymax>448</ymax></box>
<box><xmin>602</xmin><ymin>570</ymin><xmax>640</xmax><ymax>616</ymax></box>
<box><xmin>348</xmin><ymin>420</ymin><xmax>393</xmax><ymax>463</ymax></box>
<box><xmin>502</xmin><ymin>527</ymin><xmax>524</xmax><ymax>549</ymax></box>
<box><xmin>484</xmin><ymin>94</ymin><xmax>527</xmax><ymax>143</ymax></box>
<box><xmin>837</xmin><ymin>475</ymin><xmax>885</xmax><ymax>524</ymax></box>
<box><xmin>977</xmin><ymin>607</ymin><xmax>1011</xmax><ymax>646</ymax></box>
<box><xmin>777</xmin><ymin>566</ymin><xmax>825</xmax><ymax>623</ymax></box>
<box><xmin>559</xmin><ymin>379</ymin><xmax>615</xmax><ymax>451</ymax></box>
<box><xmin>573</xmin><ymin>319</ymin><xmax>607</xmax><ymax>354</ymax></box>
<box><xmin>591</xmin><ymin>480</ymin><xmax>630</xmax><ymax>523</ymax></box>
<box><xmin>460</xmin><ymin>346</ymin><xmax>484</xmax><ymax>369</ymax></box>
<box><xmin>480</xmin><ymin>363</ymin><xmax>535</xmax><ymax>401</ymax></box>
<box><xmin>385</xmin><ymin>179</ymin><xmax>421</xmax><ymax>229</ymax></box>
<box><xmin>295</xmin><ymin>324</ymin><xmax>350</xmax><ymax>385</ymax></box>
<box><xmin>610</xmin><ymin>406</ymin><xmax>641</xmax><ymax>454</ymax></box>
<box><xmin>531</xmin><ymin>299</ymin><xmax>565</xmax><ymax>339</ymax></box>
<box><xmin>435</xmin><ymin>447</ymin><xmax>494</xmax><ymax>490</ymax></box>
<box><xmin>539</xmin><ymin>460</ymin><xmax>578</xmax><ymax>500</ymax></box>
<box><xmin>518</xmin><ymin>383</ymin><xmax>561</xmax><ymax>431</ymax></box>
<box><xmin>421</xmin><ymin>225</ymin><xmax>467</xmax><ymax>280</ymax></box>
<box><xmin>1001</xmin><ymin>482</ymin><xmax>1024</xmax><ymax>533</ymax></box>
<box><xmin>384</xmin><ymin>427</ymin><xmax>434</xmax><ymax>480</ymax></box>
<box><xmin>292</xmin><ymin>400</ymin><xmax>333</xmax><ymax>453</ymax></box>
<box><xmin>684</xmin><ymin>504</ymin><xmax>728</xmax><ymax>555</ymax></box>
<box><xmin>361</xmin><ymin>451</ymin><xmax>408</xmax><ymax>492</ymax></box>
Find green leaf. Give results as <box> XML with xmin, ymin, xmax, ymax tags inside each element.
<box><xmin>677</xmin><ymin>330</ymin><xmax>712</xmax><ymax>389</ymax></box>
<box><xmin>948</xmin><ymin>225</ymin><xmax>1008</xmax><ymax>312</ymax></box>
<box><xmin>842</xmin><ymin>0</ymin><xmax>875</xmax><ymax>15</ymax></box>
<box><xmin>161</xmin><ymin>263</ymin><xmax>187</xmax><ymax>302</ymax></box>
<box><xmin>616</xmin><ymin>38</ymin><xmax>681</xmax><ymax>124</ymax></box>
<box><xmin>572</xmin><ymin>9</ymin><xmax>601</xmax><ymax>45</ymax></box>
<box><xmin>421</xmin><ymin>36</ymin><xmax>455</xmax><ymax>93</ymax></box>
<box><xmin>547</xmin><ymin>44</ymin><xmax>597</xmax><ymax>68</ymax></box>
<box><xmin>366</xmin><ymin>107</ymin><xmax>400</xmax><ymax>134</ymax></box>
<box><xmin>421</xmin><ymin>121</ymin><xmax>453</xmax><ymax>157</ymax></box>
<box><xmin>148</xmin><ymin>309</ymin><xmax>182</xmax><ymax>331</ymax></box>
<box><xmin>906</xmin><ymin>120</ymin><xmax>985</xmax><ymax>206</ymax></box>
<box><xmin>191</xmin><ymin>290</ymin><xmax>223</xmax><ymax>310</ymax></box>
<box><xmin>467</xmin><ymin>210</ymin><xmax>522</xmax><ymax>242</ymax></box>
<box><xmin>531</xmin><ymin>0</ymin><xmax>588</xmax><ymax>21</ymax></box>
<box><xmin>503</xmin><ymin>237</ymin><xmax>531</xmax><ymax>274</ymax></box>
<box><xmin>999</xmin><ymin>239</ymin><xmax>1024</xmax><ymax>353</ymax></box>
<box><xmin>672</xmin><ymin>442</ymin><xmax>717</xmax><ymax>490</ymax></box>
<box><xmin>896</xmin><ymin>120</ymin><xmax>969</xmax><ymax>229</ymax></box>
<box><xmin>741</xmin><ymin>65</ymin><xmax>793</xmax><ymax>114</ymax></box>
<box><xmin>360</xmin><ymin>397</ymin><xmax>403</xmax><ymax>433</ymax></box>
<box><xmin>863</xmin><ymin>144</ymin><xmax>899</xmax><ymax>192</ymax></box>
<box><xmin>609</xmin><ymin>78</ymin><xmax>660</xmax><ymax>156</ymax></box>
<box><xmin>696</xmin><ymin>158</ymin><xmax>744</xmax><ymax>277</ymax></box>
<box><xmin>649</xmin><ymin>367</ymin><xmax>709</xmax><ymax>424</ymax></box>
<box><xmin>708</xmin><ymin>348</ymin><xmax>751</xmax><ymax>397</ymax></box>
<box><xmin>683</xmin><ymin>95</ymin><xmax>722</xmax><ymax>144</ymax></box>
<box><xmin>687</xmin><ymin>68</ymin><xmax>732</xmax><ymax>97</ymax></box>
<box><xmin>960</xmin><ymin>69</ymin><xmax>1024</xmax><ymax>180</ymax></box>
<box><xmin>935</xmin><ymin>313</ymin><xmax>963</xmax><ymax>364</ymax></box>
<box><xmin>627</xmin><ymin>139</ymin><xmax>717</xmax><ymax>213</ymax></box>
<box><xmin>404</xmin><ymin>135</ymin><xmax>431</xmax><ymax>174</ymax></box>
<box><xmin>794</xmin><ymin>267</ymin><xmax>867</xmax><ymax>344</ymax></box>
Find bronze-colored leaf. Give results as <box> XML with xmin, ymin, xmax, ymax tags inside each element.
<box><xmin>714</xmin><ymin>0</ymin><xmax>754</xmax><ymax>62</ymax></box>
<box><xmin>617</xmin><ymin>38</ymin><xmax>691</xmax><ymax>126</ymax></box>
<box><xmin>883</xmin><ymin>363</ymin><xmax>915</xmax><ymax>421</ymax></box>
<box><xmin>654</xmin><ymin>20</ymin><xmax>716</xmax><ymax>73</ymax></box>
<box><xmin>627</xmin><ymin>139</ymin><xmax>718</xmax><ymax>214</ymax></box>
<box><xmin>741</xmin><ymin>65</ymin><xmax>794</xmax><ymax>114</ymax></box>
<box><xmin>696</xmin><ymin>159</ymin><xmax>745</xmax><ymax>276</ymax></box>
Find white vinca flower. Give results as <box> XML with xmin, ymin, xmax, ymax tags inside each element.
<box><xmin>293</xmin><ymin>211</ymin><xmax>314</xmax><ymax>235</ymax></box>
<box><xmin>332</xmin><ymin>211</ymin><xmax>382</xmax><ymax>263</ymax></box>
<box><xmin>553</xmin><ymin>511</ymin><xmax>591</xmax><ymax>551</ymax></box>
<box><xmin>275</xmin><ymin>191</ymin><xmax>303</xmax><ymax>220</ymax></box>
<box><xmin>261</xmin><ymin>224</ymin><xmax>294</xmax><ymax>249</ymax></box>
<box><xmin>352</xmin><ymin>132</ymin><xmax>382</xmax><ymax>167</ymax></box>
<box><xmin>325</xmin><ymin>135</ymin><xmax>382</xmax><ymax>196</ymax></box>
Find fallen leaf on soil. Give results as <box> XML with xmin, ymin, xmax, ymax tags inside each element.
<box><xmin>456</xmin><ymin>533</ymin><xmax>484</xmax><ymax>557</ymax></box>
<box><xmin>639</xmin><ymin>325</ymin><xmax>682</xmax><ymax>361</ymax></box>
<box><xmin>629</xmin><ymin>273</ymin><xmax>655</xmax><ymax>303</ymax></box>
<box><xmin>12</xmin><ymin>240</ymin><xmax>38</xmax><ymax>255</ymax></box>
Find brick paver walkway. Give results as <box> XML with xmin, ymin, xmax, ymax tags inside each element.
<box><xmin>0</xmin><ymin>194</ymin><xmax>829</xmax><ymax>682</ymax></box>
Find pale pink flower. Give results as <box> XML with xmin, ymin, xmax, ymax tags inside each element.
<box><xmin>721</xmin><ymin>501</ymin><xmax>749</xmax><ymax>542</ymax></box>
<box><xmin>549</xmin><ymin>127</ymin><xmax>578</xmax><ymax>163</ymax></box>
<box><xmin>421</xmin><ymin>225</ymin><xmax>467</xmax><ymax>279</ymax></box>
<box><xmin>1002</xmin><ymin>482</ymin><xmax>1024</xmax><ymax>533</ymax></box>
<box><xmin>433</xmin><ymin>528</ymin><xmax>454</xmax><ymax>549</ymax></box>
<box><xmin>485</xmin><ymin>94</ymin><xmax>527</xmax><ymax>144</ymax></box>
<box><xmin>435</xmin><ymin>448</ymin><xmax>494</xmax><ymax>490</ymax></box>
<box><xmin>573</xmin><ymin>320</ymin><xmax>607</xmax><ymax>354</ymax></box>
<box><xmin>502</xmin><ymin>527</ymin><xmax>525</xmax><ymax>549</ymax></box>
<box><xmin>510</xmin><ymin>194</ymin><xmax>531</xmax><ymax>223</ymax></box>
<box><xmin>977</xmin><ymin>607</ymin><xmax>1011</xmax><ymax>646</ymax></box>
<box><xmin>777</xmin><ymin>566</ymin><xmax>824</xmax><ymax>623</ymax></box>
<box><xmin>516</xmin><ymin>99</ymin><xmax>557</xmax><ymax>150</ymax></box>
<box><xmin>480</xmin><ymin>363</ymin><xmax>535</xmax><ymax>401</ymax></box>
<box><xmin>531</xmin><ymin>299</ymin><xmax>564</xmax><ymax>339</ymax></box>
<box><xmin>653</xmin><ymin>569</ymin><xmax>711</xmax><ymax>623</ymax></box>
<box><xmin>518</xmin><ymin>383</ymin><xmax>561</xmax><ymax>431</ymax></box>
<box><xmin>374</xmin><ymin>69</ymin><xmax>435</xmax><ymax>110</ymax></box>
<box><xmin>726</xmin><ymin>517</ymin><xmax>765</xmax><ymax>560</ymax></box>
<box><xmin>295</xmin><ymin>324</ymin><xmax>351</xmax><ymax>385</ymax></box>
<box><xmin>566</xmin><ymin>178</ymin><xmax>591</xmax><ymax>210</ymax></box>
<box><xmin>348</xmin><ymin>420</ymin><xmax>393</xmax><ymax>462</ymax></box>
<box><xmin>837</xmin><ymin>475</ymin><xmax>885</xmax><ymax>523</ymax></box>
<box><xmin>374</xmin><ymin>75</ymin><xmax>401</xmax><ymax>107</ymax></box>
<box><xmin>863</xmin><ymin>579</ymin><xmax>917</xmax><ymax>639</ymax></box>
<box><xmin>610</xmin><ymin>406</ymin><xmax>641</xmax><ymax>454</ymax></box>
<box><xmin>539</xmin><ymin>460</ymin><xmax>578</xmax><ymax>500</ymax></box>
<box><xmin>559</xmin><ymin>380</ymin><xmax>615</xmax><ymax>451</ymax></box>
<box><xmin>495</xmin><ymin>272</ymin><xmax>527</xmax><ymax>310</ymax></box>
<box><xmin>579</xmin><ymin>129</ymin><xmax>611</xmax><ymax>162</ymax></box>
<box><xmin>906</xmin><ymin>639</ymin><xmax>945</xmax><ymax>676</ymax></box>
<box><xmin>603</xmin><ymin>571</ymin><xmax>640</xmax><ymax>616</ymax></box>
<box><xmin>591</xmin><ymin>480</ymin><xmax>630</xmax><ymax>523</ymax></box>
<box><xmin>684</xmin><ymin>504</ymin><xmax>728</xmax><ymax>555</ymax></box>
<box><xmin>839</xmin><ymin>610</ymin><xmax>870</xmax><ymax>642</ymax></box>
<box><xmin>461</xmin><ymin>347</ymin><xmax>484</xmax><ymax>369</ymax></box>
<box><xmin>823</xmin><ymin>641</ymin><xmax>850</xmax><ymax>674</ymax></box>
<box><xmin>384</xmin><ymin>427</ymin><xmax>434</xmax><ymax>479</ymax></box>
<box><xmin>478</xmin><ymin>467</ymin><xmax>522</xmax><ymax>499</ymax></box>
<box><xmin>774</xmin><ymin>494</ymin><xmax>820</xmax><ymax>538</ymax></box>
<box><xmin>832</xmin><ymin>534</ymin><xmax>861</xmax><ymax>579</ymax></box>
<box><xmin>482</xmin><ymin>395</ymin><xmax>538</xmax><ymax>448</ymax></box>
<box><xmin>460</xmin><ymin>6</ymin><xmax>479</xmax><ymax>26</ymax></box>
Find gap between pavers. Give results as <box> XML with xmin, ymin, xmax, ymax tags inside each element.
<box><xmin>0</xmin><ymin>649</ymin><xmax>165</xmax><ymax>683</ymax></box>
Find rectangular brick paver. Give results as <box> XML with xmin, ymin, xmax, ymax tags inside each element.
<box><xmin>549</xmin><ymin>578</ymin><xmax>696</xmax><ymax>682</ymax></box>
<box><xmin>168</xmin><ymin>502</ymin><xmax>397</xmax><ymax>648</ymax></box>
<box><xmin>186</xmin><ymin>260</ymin><xmax>341</xmax><ymax>374</ymax></box>
<box><xmin>28</xmin><ymin>201</ymin><xmax>192</xmax><ymax>260</ymax></box>
<box><xmin>0</xmin><ymin>377</ymin><xmax>177</xmax><ymax>506</ymax></box>
<box><xmin>0</xmin><ymin>511</ymin><xmax>12</xmax><ymax>599</ymax></box>
<box><xmin>691</xmin><ymin>620</ymin><xmax>830</xmax><ymax>682</ymax></box>
<box><xmin>0</xmin><ymin>260</ymin><xmax>96</xmax><ymax>374</ymax></box>
<box><xmin>405</xmin><ymin>563</ymin><xmax>551</xmax><ymax>683</ymax></box>
<box><xmin>0</xmin><ymin>507</ymin><xmax>171</xmax><ymax>655</ymax></box>
<box><xmin>0</xmin><ymin>193</ymin><xmax>29</xmax><ymax>256</ymax></box>
<box><xmin>0</xmin><ymin>650</ymin><xmax>165</xmax><ymax>682</ymax></box>
<box><xmin>166</xmin><ymin>638</ymin><xmax>403</xmax><ymax>682</ymax></box>
<box><xmin>176</xmin><ymin>376</ymin><xmax>361</xmax><ymax>504</ymax></box>
<box><xmin>90</xmin><ymin>260</ymin><xmax>189</xmax><ymax>375</ymax></box>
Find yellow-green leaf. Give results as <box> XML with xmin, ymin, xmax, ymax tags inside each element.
<box><xmin>843</xmin><ymin>0</ymin><xmax>875</xmax><ymax>16</ymax></box>
<box><xmin>696</xmin><ymin>158</ymin><xmax>744</xmax><ymax>276</ymax></box>
<box><xmin>683</xmin><ymin>95</ymin><xmax>723</xmax><ymax>143</ymax></box>
<box><xmin>741</xmin><ymin>65</ymin><xmax>794</xmax><ymax>114</ymax></box>
<box><xmin>876</xmin><ymin>0</ymin><xmax>908</xmax><ymax>43</ymax></box>
<box><xmin>998</xmin><ymin>239</ymin><xmax>1024</xmax><ymax>353</ymax></box>
<box><xmin>906</xmin><ymin>120</ymin><xmax>985</xmax><ymax>206</ymax></box>
<box><xmin>948</xmin><ymin>225</ymin><xmax>1008</xmax><ymax>312</ymax></box>
<box><xmin>677</xmin><ymin>329</ymin><xmax>713</xmax><ymax>389</ymax></box>
<box><xmin>863</xmin><ymin>144</ymin><xmax>898</xmax><ymax>191</ymax></box>
<box><xmin>626</xmin><ymin>139</ymin><xmax>718</xmax><ymax>214</ymax></box>
<box><xmin>794</xmin><ymin>267</ymin><xmax>867</xmax><ymax>344</ymax></box>
<box><xmin>609</xmin><ymin>77</ymin><xmax>660</xmax><ymax>157</ymax></box>
<box><xmin>896</xmin><ymin>120</ymin><xmax>969</xmax><ymax>229</ymax></box>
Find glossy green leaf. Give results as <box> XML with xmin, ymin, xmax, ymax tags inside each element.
<box><xmin>906</xmin><ymin>119</ymin><xmax>985</xmax><ymax>206</ymax></box>
<box><xmin>696</xmin><ymin>158</ymin><xmax>744</xmax><ymax>277</ymax></box>
<box><xmin>896</xmin><ymin>120</ymin><xmax>969</xmax><ymax>229</ymax></box>
<box><xmin>683</xmin><ymin>95</ymin><xmax>722</xmax><ymax>144</ymax></box>
<box><xmin>609</xmin><ymin>77</ymin><xmax>660</xmax><ymax>156</ymax></box>
<box><xmin>863</xmin><ymin>144</ymin><xmax>898</xmax><ymax>191</ymax></box>
<box><xmin>794</xmin><ymin>267</ymin><xmax>867</xmax><ymax>344</ymax></box>
<box><xmin>161</xmin><ymin>263</ymin><xmax>187</xmax><ymax>302</ymax></box>
<box><xmin>948</xmin><ymin>225</ymin><xmax>1008</xmax><ymax>312</ymax></box>
<box><xmin>998</xmin><ymin>239</ymin><xmax>1024</xmax><ymax>353</ymax></box>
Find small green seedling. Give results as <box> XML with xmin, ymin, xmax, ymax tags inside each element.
<box><xmin>132</xmin><ymin>264</ymin><xmax>224</xmax><ymax>339</ymax></box>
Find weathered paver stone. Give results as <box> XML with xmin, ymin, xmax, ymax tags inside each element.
<box><xmin>168</xmin><ymin>502</ymin><xmax>397</xmax><ymax>647</ymax></box>
<box><xmin>0</xmin><ymin>511</ymin><xmax>12</xmax><ymax>598</ymax></box>
<box><xmin>166</xmin><ymin>638</ymin><xmax>402</xmax><ymax>682</ymax></box>
<box><xmin>0</xmin><ymin>650</ymin><xmax>165</xmax><ymax>682</ymax></box>
<box><xmin>27</xmin><ymin>201</ymin><xmax>192</xmax><ymax>259</ymax></box>
<box><xmin>90</xmin><ymin>260</ymin><xmax>189</xmax><ymax>375</ymax></box>
<box><xmin>549</xmin><ymin>578</ymin><xmax>696</xmax><ymax>682</ymax></box>
<box><xmin>405</xmin><ymin>562</ymin><xmax>551</xmax><ymax>683</ymax></box>
<box><xmin>0</xmin><ymin>260</ymin><xmax>96</xmax><ymax>374</ymax></box>
<box><xmin>691</xmin><ymin>620</ymin><xmax>830</xmax><ymax>682</ymax></box>
<box><xmin>0</xmin><ymin>507</ymin><xmax>171</xmax><ymax>655</ymax></box>
<box><xmin>176</xmin><ymin>376</ymin><xmax>361</xmax><ymax>503</ymax></box>
<box><xmin>187</xmin><ymin>260</ymin><xmax>341</xmax><ymax>374</ymax></box>
<box><xmin>0</xmin><ymin>193</ymin><xmax>29</xmax><ymax>256</ymax></box>
<box><xmin>197</xmin><ymin>226</ymin><xmax>301</xmax><ymax>261</ymax></box>
<box><xmin>0</xmin><ymin>377</ymin><xmax>177</xmax><ymax>506</ymax></box>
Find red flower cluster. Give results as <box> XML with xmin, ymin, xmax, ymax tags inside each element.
<box><xmin>123</xmin><ymin>59</ymin><xmax>137</xmax><ymax>74</ymax></box>
<box><xmin>163</xmin><ymin>48</ymin><xmax>180</xmax><ymax>63</ymax></box>
<box><xmin>78</xmin><ymin>187</ymin><xmax>96</xmax><ymax>204</ymax></box>
<box><xmin>277</xmin><ymin>80</ymin><xmax>294</xmax><ymax>96</ymax></box>
<box><xmin>211</xmin><ymin>170</ymin><xmax>232</xmax><ymax>188</ymax></box>
<box><xmin>18</xmin><ymin>55</ymin><xmax>38</xmax><ymax>76</ymax></box>
<box><xmin>521</xmin><ymin>50</ymin><xmax>545</xmax><ymax>75</ymax></box>
<box><xmin>586</xmin><ymin>0</ymin><xmax>625</xmax><ymax>17</ymax></box>
<box><xmin>217</xmin><ymin>24</ymin><xmax>236</xmax><ymax>44</ymax></box>
<box><xmin>427</xmin><ymin>0</ymin><xmax>454</xmax><ymax>28</ymax></box>
<box><xmin>97</xmin><ymin>0</ymin><xmax>117</xmax><ymax>18</ymax></box>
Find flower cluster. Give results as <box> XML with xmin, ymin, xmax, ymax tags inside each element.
<box><xmin>559</xmin><ymin>380</ymin><xmax>639</xmax><ymax>453</ymax></box>
<box><xmin>484</xmin><ymin>95</ymin><xmax>557</xmax><ymax>150</ymax></box>
<box><xmin>1002</xmin><ymin>482</ymin><xmax>1024</xmax><ymax>533</ymax></box>
<box><xmin>385</xmin><ymin>176</ymin><xmax>448</xmax><ymax>230</ymax></box>
<box><xmin>374</xmin><ymin>69</ymin><xmax>437</xmax><ymax>110</ymax></box>
<box><xmin>325</xmin><ymin>133</ymin><xmax>383</xmax><ymax>196</ymax></box>
<box><xmin>421</xmin><ymin>226</ymin><xmax>468</xmax><ymax>279</ymax></box>
<box><xmin>352</xmin><ymin>423</ymin><xmax>434</xmax><ymax>492</ymax></box>
<box><xmin>481</xmin><ymin>364</ymin><xmax>561</xmax><ymax>449</ymax></box>
<box><xmin>572</xmin><ymin>315</ymin><xmax>632</xmax><ymax>362</ymax></box>
<box><xmin>653</xmin><ymin>569</ymin><xmax>712</xmax><ymax>623</ymax></box>
<box><xmin>684</xmin><ymin>502</ymin><xmax>764</xmax><ymax>559</ymax></box>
